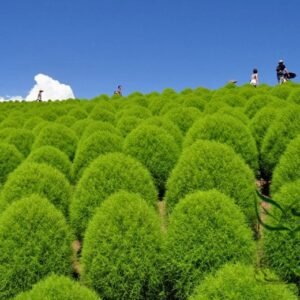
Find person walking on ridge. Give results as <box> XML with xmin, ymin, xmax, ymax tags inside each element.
<box><xmin>276</xmin><ymin>60</ymin><xmax>289</xmax><ymax>84</ymax></box>
<box><xmin>37</xmin><ymin>90</ymin><xmax>44</xmax><ymax>102</ymax></box>
<box><xmin>114</xmin><ymin>85</ymin><xmax>122</xmax><ymax>96</ymax></box>
<box><xmin>250</xmin><ymin>68</ymin><xmax>259</xmax><ymax>87</ymax></box>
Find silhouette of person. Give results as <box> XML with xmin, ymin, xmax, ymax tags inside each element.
<box><xmin>37</xmin><ymin>90</ymin><xmax>44</xmax><ymax>102</ymax></box>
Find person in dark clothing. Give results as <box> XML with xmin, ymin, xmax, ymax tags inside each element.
<box><xmin>37</xmin><ymin>90</ymin><xmax>44</xmax><ymax>102</ymax></box>
<box><xmin>276</xmin><ymin>60</ymin><xmax>289</xmax><ymax>84</ymax></box>
<box><xmin>114</xmin><ymin>85</ymin><xmax>122</xmax><ymax>96</ymax></box>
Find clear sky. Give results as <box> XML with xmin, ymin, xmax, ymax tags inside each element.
<box><xmin>1</xmin><ymin>0</ymin><xmax>300</xmax><ymax>98</ymax></box>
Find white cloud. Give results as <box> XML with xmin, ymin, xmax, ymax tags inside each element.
<box><xmin>25</xmin><ymin>74</ymin><xmax>75</xmax><ymax>101</ymax></box>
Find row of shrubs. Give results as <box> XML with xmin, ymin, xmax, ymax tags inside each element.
<box><xmin>0</xmin><ymin>83</ymin><xmax>299</xmax><ymax>299</ymax></box>
<box><xmin>0</xmin><ymin>190</ymin><xmax>298</xmax><ymax>299</ymax></box>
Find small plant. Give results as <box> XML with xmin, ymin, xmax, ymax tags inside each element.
<box><xmin>14</xmin><ymin>274</ymin><xmax>100</xmax><ymax>300</ymax></box>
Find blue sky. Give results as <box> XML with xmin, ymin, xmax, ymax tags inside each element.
<box><xmin>1</xmin><ymin>0</ymin><xmax>300</xmax><ymax>98</ymax></box>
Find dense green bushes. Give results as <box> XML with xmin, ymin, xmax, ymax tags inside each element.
<box><xmin>184</xmin><ymin>113</ymin><xmax>258</xmax><ymax>171</ymax></box>
<box><xmin>123</xmin><ymin>124</ymin><xmax>180</xmax><ymax>193</ymax></box>
<box><xmin>81</xmin><ymin>191</ymin><xmax>163</xmax><ymax>299</ymax></box>
<box><xmin>14</xmin><ymin>275</ymin><xmax>100</xmax><ymax>300</ymax></box>
<box><xmin>0</xmin><ymin>195</ymin><xmax>73</xmax><ymax>299</ymax></box>
<box><xmin>116</xmin><ymin>115</ymin><xmax>143</xmax><ymax>137</ymax></box>
<box><xmin>80</xmin><ymin>121</ymin><xmax>120</xmax><ymax>141</ymax></box>
<box><xmin>189</xmin><ymin>263</ymin><xmax>297</xmax><ymax>300</ymax></box>
<box><xmin>70</xmin><ymin>152</ymin><xmax>157</xmax><ymax>237</ymax></box>
<box><xmin>26</xmin><ymin>146</ymin><xmax>72</xmax><ymax>181</ymax></box>
<box><xmin>33</xmin><ymin>123</ymin><xmax>78</xmax><ymax>160</ymax></box>
<box><xmin>261</xmin><ymin>105</ymin><xmax>300</xmax><ymax>178</ymax></box>
<box><xmin>88</xmin><ymin>105</ymin><xmax>115</xmax><ymax>123</ymax></box>
<box><xmin>164</xmin><ymin>190</ymin><xmax>255</xmax><ymax>299</ymax></box>
<box><xmin>0</xmin><ymin>143</ymin><xmax>23</xmax><ymax>186</ymax></box>
<box><xmin>1</xmin><ymin>162</ymin><xmax>71</xmax><ymax>216</ymax></box>
<box><xmin>165</xmin><ymin>140</ymin><xmax>256</xmax><ymax>224</ymax></box>
<box><xmin>263</xmin><ymin>180</ymin><xmax>300</xmax><ymax>285</ymax></box>
<box><xmin>271</xmin><ymin>135</ymin><xmax>300</xmax><ymax>193</ymax></box>
<box><xmin>72</xmin><ymin>131</ymin><xmax>123</xmax><ymax>182</ymax></box>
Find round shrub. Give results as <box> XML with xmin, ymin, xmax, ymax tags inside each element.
<box><xmin>263</xmin><ymin>180</ymin><xmax>300</xmax><ymax>284</ymax></box>
<box><xmin>148</xmin><ymin>96</ymin><xmax>172</xmax><ymax>115</ymax></box>
<box><xmin>182</xmin><ymin>96</ymin><xmax>206</xmax><ymax>111</ymax></box>
<box><xmin>0</xmin><ymin>128</ymin><xmax>35</xmax><ymax>157</ymax></box>
<box><xmin>164</xmin><ymin>107</ymin><xmax>202</xmax><ymax>134</ymax></box>
<box><xmin>68</xmin><ymin>107</ymin><xmax>88</xmax><ymax>120</ymax></box>
<box><xmin>142</xmin><ymin>116</ymin><xmax>183</xmax><ymax>147</ymax></box>
<box><xmin>164</xmin><ymin>190</ymin><xmax>255</xmax><ymax>299</ymax></box>
<box><xmin>184</xmin><ymin>113</ymin><xmax>258</xmax><ymax>171</ymax></box>
<box><xmin>14</xmin><ymin>275</ymin><xmax>100</xmax><ymax>300</ymax></box>
<box><xmin>244</xmin><ymin>95</ymin><xmax>283</xmax><ymax>119</ymax></box>
<box><xmin>116</xmin><ymin>105</ymin><xmax>152</xmax><ymax>120</ymax></box>
<box><xmin>89</xmin><ymin>105</ymin><xmax>115</xmax><ymax>123</ymax></box>
<box><xmin>0</xmin><ymin>195</ymin><xmax>73</xmax><ymax>299</ymax></box>
<box><xmin>287</xmin><ymin>88</ymin><xmax>300</xmax><ymax>105</ymax></box>
<box><xmin>80</xmin><ymin>121</ymin><xmax>120</xmax><ymax>142</ymax></box>
<box><xmin>81</xmin><ymin>191</ymin><xmax>163</xmax><ymax>299</ymax></box>
<box><xmin>0</xmin><ymin>143</ymin><xmax>23</xmax><ymax>186</ymax></box>
<box><xmin>271</xmin><ymin>135</ymin><xmax>300</xmax><ymax>193</ymax></box>
<box><xmin>33</xmin><ymin>123</ymin><xmax>78</xmax><ymax>160</ymax></box>
<box><xmin>71</xmin><ymin>119</ymin><xmax>91</xmax><ymax>138</ymax></box>
<box><xmin>23</xmin><ymin>116</ymin><xmax>44</xmax><ymax>130</ymax></box>
<box><xmin>55</xmin><ymin>115</ymin><xmax>77</xmax><ymax>127</ymax></box>
<box><xmin>0</xmin><ymin>116</ymin><xmax>25</xmax><ymax>129</ymax></box>
<box><xmin>189</xmin><ymin>263</ymin><xmax>297</xmax><ymax>300</ymax></box>
<box><xmin>72</xmin><ymin>131</ymin><xmax>123</xmax><ymax>182</ymax></box>
<box><xmin>270</xmin><ymin>84</ymin><xmax>292</xmax><ymax>99</ymax></box>
<box><xmin>32</xmin><ymin>120</ymin><xmax>52</xmax><ymax>136</ymax></box>
<box><xmin>261</xmin><ymin>105</ymin><xmax>300</xmax><ymax>179</ymax></box>
<box><xmin>1</xmin><ymin>162</ymin><xmax>71</xmax><ymax>216</ymax></box>
<box><xmin>39</xmin><ymin>108</ymin><xmax>59</xmax><ymax>121</ymax></box>
<box><xmin>70</xmin><ymin>152</ymin><xmax>157</xmax><ymax>237</ymax></box>
<box><xmin>123</xmin><ymin>124</ymin><xmax>180</xmax><ymax>193</ymax></box>
<box><xmin>217</xmin><ymin>106</ymin><xmax>249</xmax><ymax>125</ymax></box>
<box><xmin>26</xmin><ymin>146</ymin><xmax>72</xmax><ymax>181</ymax></box>
<box><xmin>165</xmin><ymin>140</ymin><xmax>256</xmax><ymax>224</ymax></box>
<box><xmin>249</xmin><ymin>106</ymin><xmax>279</xmax><ymax>151</ymax></box>
<box><xmin>116</xmin><ymin>115</ymin><xmax>143</xmax><ymax>137</ymax></box>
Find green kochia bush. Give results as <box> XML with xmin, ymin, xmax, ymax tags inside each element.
<box><xmin>116</xmin><ymin>115</ymin><xmax>143</xmax><ymax>137</ymax></box>
<box><xmin>33</xmin><ymin>123</ymin><xmax>78</xmax><ymax>160</ymax></box>
<box><xmin>123</xmin><ymin>124</ymin><xmax>180</xmax><ymax>193</ymax></box>
<box><xmin>81</xmin><ymin>191</ymin><xmax>163</xmax><ymax>300</ymax></box>
<box><xmin>164</xmin><ymin>107</ymin><xmax>202</xmax><ymax>134</ymax></box>
<box><xmin>70</xmin><ymin>152</ymin><xmax>157</xmax><ymax>237</ymax></box>
<box><xmin>1</xmin><ymin>162</ymin><xmax>71</xmax><ymax>216</ymax></box>
<box><xmin>26</xmin><ymin>146</ymin><xmax>72</xmax><ymax>181</ymax></box>
<box><xmin>261</xmin><ymin>105</ymin><xmax>300</xmax><ymax>178</ymax></box>
<box><xmin>164</xmin><ymin>190</ymin><xmax>255</xmax><ymax>299</ymax></box>
<box><xmin>14</xmin><ymin>275</ymin><xmax>100</xmax><ymax>300</ymax></box>
<box><xmin>184</xmin><ymin>113</ymin><xmax>258</xmax><ymax>171</ymax></box>
<box><xmin>88</xmin><ymin>105</ymin><xmax>115</xmax><ymax>123</ymax></box>
<box><xmin>189</xmin><ymin>263</ymin><xmax>297</xmax><ymax>300</ymax></box>
<box><xmin>55</xmin><ymin>115</ymin><xmax>77</xmax><ymax>127</ymax></box>
<box><xmin>0</xmin><ymin>143</ymin><xmax>23</xmax><ymax>186</ymax></box>
<box><xmin>271</xmin><ymin>135</ymin><xmax>300</xmax><ymax>193</ymax></box>
<box><xmin>165</xmin><ymin>140</ymin><xmax>256</xmax><ymax>224</ymax></box>
<box><xmin>0</xmin><ymin>196</ymin><xmax>73</xmax><ymax>300</ymax></box>
<box><xmin>263</xmin><ymin>180</ymin><xmax>300</xmax><ymax>284</ymax></box>
<box><xmin>72</xmin><ymin>131</ymin><xmax>123</xmax><ymax>182</ymax></box>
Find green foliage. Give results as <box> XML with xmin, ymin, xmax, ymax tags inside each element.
<box><xmin>182</xmin><ymin>96</ymin><xmax>206</xmax><ymax>111</ymax></box>
<box><xmin>217</xmin><ymin>106</ymin><xmax>249</xmax><ymax>125</ymax></box>
<box><xmin>70</xmin><ymin>152</ymin><xmax>157</xmax><ymax>237</ymax></box>
<box><xmin>1</xmin><ymin>162</ymin><xmax>71</xmax><ymax>216</ymax></box>
<box><xmin>165</xmin><ymin>140</ymin><xmax>256</xmax><ymax>224</ymax></box>
<box><xmin>81</xmin><ymin>191</ymin><xmax>163</xmax><ymax>300</ymax></box>
<box><xmin>33</xmin><ymin>123</ymin><xmax>78</xmax><ymax>160</ymax></box>
<box><xmin>189</xmin><ymin>263</ymin><xmax>297</xmax><ymax>300</ymax></box>
<box><xmin>272</xmin><ymin>135</ymin><xmax>300</xmax><ymax>193</ymax></box>
<box><xmin>164</xmin><ymin>107</ymin><xmax>202</xmax><ymax>134</ymax></box>
<box><xmin>261</xmin><ymin>105</ymin><xmax>300</xmax><ymax>179</ymax></box>
<box><xmin>263</xmin><ymin>180</ymin><xmax>300</xmax><ymax>284</ymax></box>
<box><xmin>148</xmin><ymin>96</ymin><xmax>172</xmax><ymax>115</ymax></box>
<box><xmin>26</xmin><ymin>146</ymin><xmax>72</xmax><ymax>181</ymax></box>
<box><xmin>68</xmin><ymin>107</ymin><xmax>88</xmax><ymax>120</ymax></box>
<box><xmin>14</xmin><ymin>275</ymin><xmax>100</xmax><ymax>300</ymax></box>
<box><xmin>80</xmin><ymin>121</ymin><xmax>120</xmax><ymax>142</ymax></box>
<box><xmin>243</xmin><ymin>95</ymin><xmax>283</xmax><ymax>119</ymax></box>
<box><xmin>72</xmin><ymin>131</ymin><xmax>123</xmax><ymax>182</ymax></box>
<box><xmin>89</xmin><ymin>105</ymin><xmax>115</xmax><ymax>123</ymax></box>
<box><xmin>0</xmin><ymin>195</ymin><xmax>73</xmax><ymax>299</ymax></box>
<box><xmin>0</xmin><ymin>116</ymin><xmax>25</xmax><ymax>129</ymax></box>
<box><xmin>205</xmin><ymin>94</ymin><xmax>246</xmax><ymax>114</ymax></box>
<box><xmin>184</xmin><ymin>113</ymin><xmax>258</xmax><ymax>171</ymax></box>
<box><xmin>287</xmin><ymin>89</ymin><xmax>300</xmax><ymax>105</ymax></box>
<box><xmin>116</xmin><ymin>115</ymin><xmax>143</xmax><ymax>137</ymax></box>
<box><xmin>164</xmin><ymin>190</ymin><xmax>255</xmax><ymax>299</ymax></box>
<box><xmin>23</xmin><ymin>116</ymin><xmax>44</xmax><ymax>130</ymax></box>
<box><xmin>116</xmin><ymin>105</ymin><xmax>152</xmax><ymax>120</ymax></box>
<box><xmin>71</xmin><ymin>119</ymin><xmax>91</xmax><ymax>138</ymax></box>
<box><xmin>123</xmin><ymin>124</ymin><xmax>180</xmax><ymax>193</ymax></box>
<box><xmin>0</xmin><ymin>143</ymin><xmax>23</xmax><ymax>186</ymax></box>
<box><xmin>249</xmin><ymin>106</ymin><xmax>279</xmax><ymax>151</ymax></box>
<box><xmin>270</xmin><ymin>84</ymin><xmax>292</xmax><ymax>99</ymax></box>
<box><xmin>55</xmin><ymin>115</ymin><xmax>77</xmax><ymax>127</ymax></box>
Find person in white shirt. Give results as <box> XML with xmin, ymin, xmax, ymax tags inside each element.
<box><xmin>250</xmin><ymin>68</ymin><xmax>259</xmax><ymax>87</ymax></box>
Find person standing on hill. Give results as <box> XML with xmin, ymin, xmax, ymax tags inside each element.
<box><xmin>114</xmin><ymin>85</ymin><xmax>122</xmax><ymax>96</ymax></box>
<box><xmin>276</xmin><ymin>60</ymin><xmax>289</xmax><ymax>84</ymax></box>
<box><xmin>36</xmin><ymin>90</ymin><xmax>44</xmax><ymax>102</ymax></box>
<box><xmin>250</xmin><ymin>68</ymin><xmax>259</xmax><ymax>87</ymax></box>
